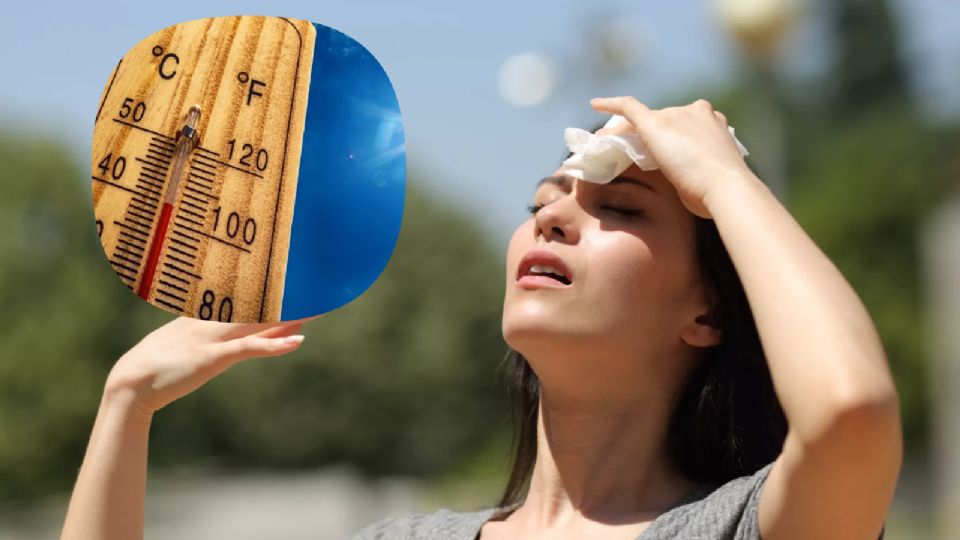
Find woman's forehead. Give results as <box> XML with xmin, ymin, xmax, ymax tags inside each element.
<box><xmin>542</xmin><ymin>165</ymin><xmax>672</xmax><ymax>193</ymax></box>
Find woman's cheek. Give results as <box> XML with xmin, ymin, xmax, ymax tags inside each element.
<box><xmin>583</xmin><ymin>230</ymin><xmax>653</xmax><ymax>289</ymax></box>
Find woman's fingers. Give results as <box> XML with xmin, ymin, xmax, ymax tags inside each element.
<box><xmin>254</xmin><ymin>320</ymin><xmax>305</xmax><ymax>339</ymax></box>
<box><xmin>202</xmin><ymin>314</ymin><xmax>321</xmax><ymax>342</ymax></box>
<box><xmin>590</xmin><ymin>95</ymin><xmax>651</xmax><ymax>115</ymax></box>
<box><xmin>247</xmin><ymin>314</ymin><xmax>321</xmax><ymax>339</ymax></box>
<box><xmin>167</xmin><ymin>314</ymin><xmax>320</xmax><ymax>347</ymax></box>
<box><xmin>215</xmin><ymin>321</ymin><xmax>297</xmax><ymax>341</ymax></box>
<box><xmin>590</xmin><ymin>96</ymin><xmax>654</xmax><ymax>130</ymax></box>
<box><xmin>693</xmin><ymin>98</ymin><xmax>715</xmax><ymax>112</ymax></box>
<box><xmin>212</xmin><ymin>333</ymin><xmax>305</xmax><ymax>368</ymax></box>
<box><xmin>594</xmin><ymin>121</ymin><xmax>635</xmax><ymax>137</ymax></box>
<box><xmin>592</xmin><ymin>96</ymin><xmax>728</xmax><ymax>128</ymax></box>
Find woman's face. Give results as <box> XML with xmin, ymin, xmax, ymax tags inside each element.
<box><xmin>502</xmin><ymin>164</ymin><xmax>717</xmax><ymax>380</ymax></box>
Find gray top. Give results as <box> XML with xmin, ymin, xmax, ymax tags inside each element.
<box><xmin>348</xmin><ymin>461</ymin><xmax>775</xmax><ymax>539</ymax></box>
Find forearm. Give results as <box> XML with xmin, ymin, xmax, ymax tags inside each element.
<box><xmin>61</xmin><ymin>388</ymin><xmax>152</xmax><ymax>540</ymax></box>
<box><xmin>704</xmin><ymin>171</ymin><xmax>899</xmax><ymax>443</ymax></box>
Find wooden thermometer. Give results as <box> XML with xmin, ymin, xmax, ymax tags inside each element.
<box><xmin>92</xmin><ymin>16</ymin><xmax>406</xmax><ymax>323</ymax></box>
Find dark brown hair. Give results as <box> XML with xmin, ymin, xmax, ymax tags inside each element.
<box><xmin>496</xmin><ymin>154</ymin><xmax>788</xmax><ymax>507</ymax></box>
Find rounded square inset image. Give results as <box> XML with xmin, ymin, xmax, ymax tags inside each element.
<box><xmin>92</xmin><ymin>16</ymin><xmax>405</xmax><ymax>323</ymax></box>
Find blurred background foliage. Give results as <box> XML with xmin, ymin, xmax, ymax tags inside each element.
<box><xmin>0</xmin><ymin>1</ymin><xmax>956</xmax><ymax>524</ymax></box>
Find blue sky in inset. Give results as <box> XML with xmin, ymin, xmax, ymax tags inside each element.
<box><xmin>281</xmin><ymin>22</ymin><xmax>405</xmax><ymax>319</ymax></box>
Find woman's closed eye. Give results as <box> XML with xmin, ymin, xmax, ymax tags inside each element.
<box><xmin>526</xmin><ymin>202</ymin><xmax>645</xmax><ymax>218</ymax></box>
<box><xmin>602</xmin><ymin>206</ymin><xmax>644</xmax><ymax>217</ymax></box>
<box><xmin>599</xmin><ymin>205</ymin><xmax>645</xmax><ymax>218</ymax></box>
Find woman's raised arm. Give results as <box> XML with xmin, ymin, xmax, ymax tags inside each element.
<box><xmin>591</xmin><ymin>96</ymin><xmax>902</xmax><ymax>540</ymax></box>
<box><xmin>61</xmin><ymin>316</ymin><xmax>310</xmax><ymax>540</ymax></box>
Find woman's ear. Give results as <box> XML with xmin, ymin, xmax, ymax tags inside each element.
<box><xmin>680</xmin><ymin>305</ymin><xmax>723</xmax><ymax>348</ymax></box>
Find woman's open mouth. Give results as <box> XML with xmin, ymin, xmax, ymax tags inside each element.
<box><xmin>517</xmin><ymin>249</ymin><xmax>573</xmax><ymax>289</ymax></box>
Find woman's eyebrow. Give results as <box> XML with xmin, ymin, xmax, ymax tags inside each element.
<box><xmin>535</xmin><ymin>174</ymin><xmax>657</xmax><ymax>195</ymax></box>
<box><xmin>609</xmin><ymin>175</ymin><xmax>659</xmax><ymax>195</ymax></box>
<box><xmin>536</xmin><ymin>175</ymin><xmax>573</xmax><ymax>189</ymax></box>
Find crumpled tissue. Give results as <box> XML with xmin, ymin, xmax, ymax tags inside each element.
<box><xmin>559</xmin><ymin>115</ymin><xmax>750</xmax><ymax>184</ymax></box>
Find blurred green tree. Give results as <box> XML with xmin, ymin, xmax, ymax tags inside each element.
<box><xmin>832</xmin><ymin>0</ymin><xmax>910</xmax><ymax>118</ymax></box>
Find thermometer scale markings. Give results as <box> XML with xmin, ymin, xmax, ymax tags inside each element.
<box><xmin>96</xmin><ymin>94</ymin><xmax>287</xmax><ymax>315</ymax></box>
<box><xmin>96</xmin><ymin>111</ymin><xmax>264</xmax><ymax>312</ymax></box>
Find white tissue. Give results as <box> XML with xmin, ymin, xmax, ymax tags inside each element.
<box><xmin>559</xmin><ymin>115</ymin><xmax>750</xmax><ymax>184</ymax></box>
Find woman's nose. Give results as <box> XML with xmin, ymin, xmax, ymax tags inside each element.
<box><xmin>534</xmin><ymin>194</ymin><xmax>580</xmax><ymax>243</ymax></box>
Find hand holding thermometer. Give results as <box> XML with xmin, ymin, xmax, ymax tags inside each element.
<box><xmin>92</xmin><ymin>16</ymin><xmax>405</xmax><ymax>323</ymax></box>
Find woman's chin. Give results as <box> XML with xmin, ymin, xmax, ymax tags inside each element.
<box><xmin>502</xmin><ymin>316</ymin><xmax>593</xmax><ymax>355</ymax></box>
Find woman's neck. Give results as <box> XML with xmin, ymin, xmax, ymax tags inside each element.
<box><xmin>514</xmin><ymin>387</ymin><xmax>697</xmax><ymax>529</ymax></box>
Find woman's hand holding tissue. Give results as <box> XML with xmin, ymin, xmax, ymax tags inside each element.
<box><xmin>589</xmin><ymin>96</ymin><xmax>759</xmax><ymax>219</ymax></box>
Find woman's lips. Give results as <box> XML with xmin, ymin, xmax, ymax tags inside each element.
<box><xmin>516</xmin><ymin>249</ymin><xmax>573</xmax><ymax>289</ymax></box>
<box><xmin>517</xmin><ymin>274</ymin><xmax>571</xmax><ymax>289</ymax></box>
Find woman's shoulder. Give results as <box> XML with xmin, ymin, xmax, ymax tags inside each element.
<box><xmin>645</xmin><ymin>460</ymin><xmax>776</xmax><ymax>539</ymax></box>
<box><xmin>346</xmin><ymin>505</ymin><xmax>502</xmax><ymax>540</ymax></box>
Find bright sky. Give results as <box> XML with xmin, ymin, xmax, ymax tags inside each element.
<box><xmin>1</xmin><ymin>0</ymin><xmax>957</xmax><ymax>248</ymax></box>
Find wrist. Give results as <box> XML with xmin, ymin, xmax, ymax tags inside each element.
<box><xmin>101</xmin><ymin>384</ymin><xmax>155</xmax><ymax>426</ymax></box>
<box><xmin>703</xmin><ymin>167</ymin><xmax>771</xmax><ymax>216</ymax></box>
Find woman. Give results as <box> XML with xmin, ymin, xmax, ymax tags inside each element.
<box><xmin>61</xmin><ymin>97</ymin><xmax>902</xmax><ymax>539</ymax></box>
